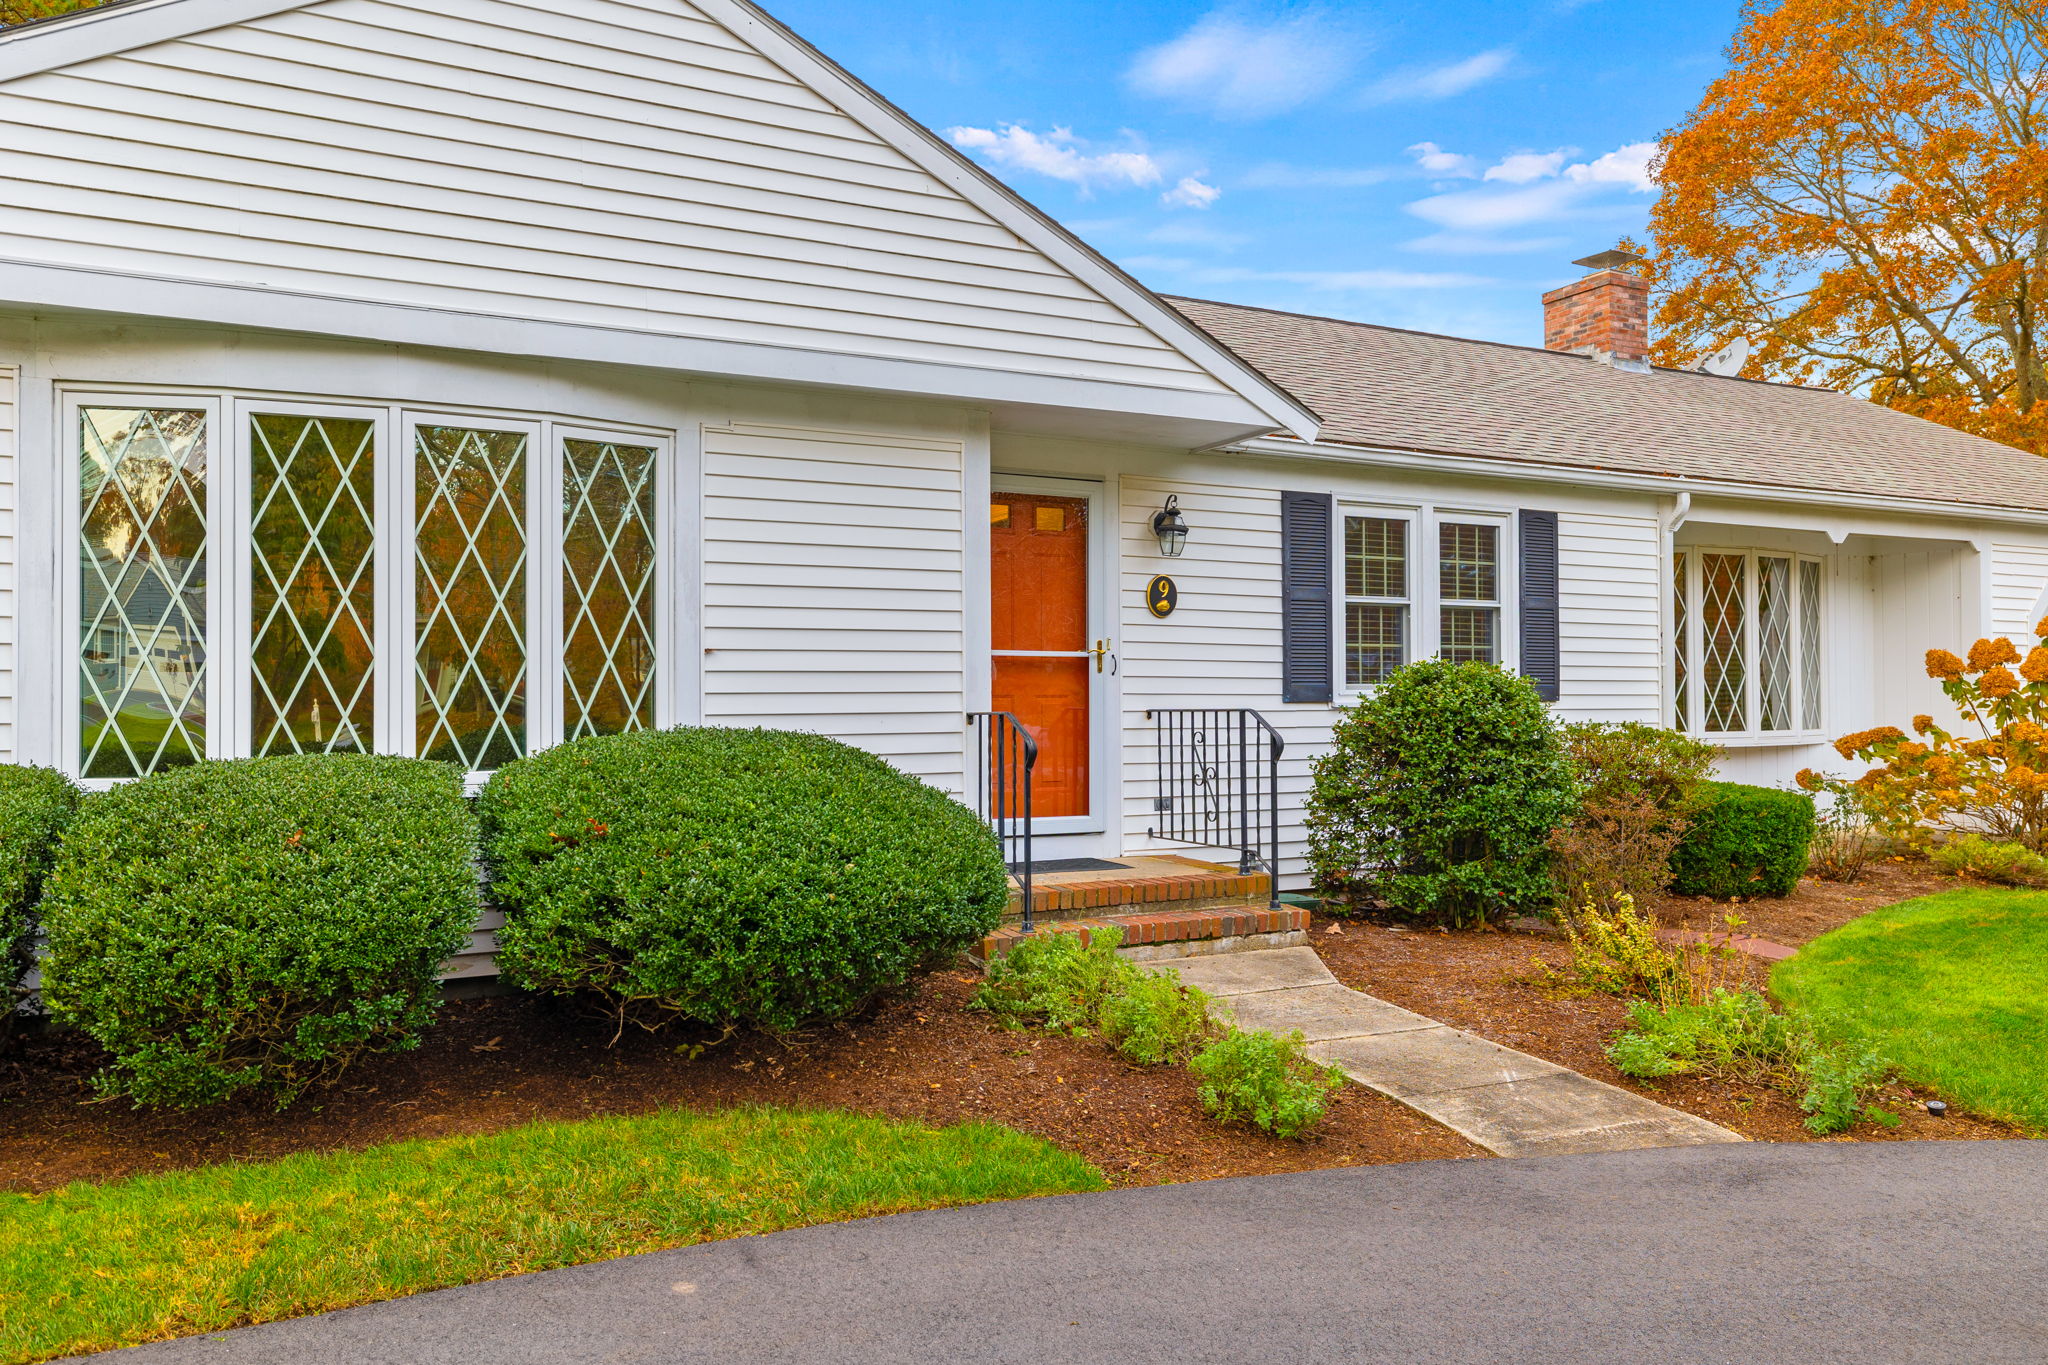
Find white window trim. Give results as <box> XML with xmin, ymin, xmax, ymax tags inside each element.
<box><xmin>1674</xmin><ymin>544</ymin><xmax>1828</xmax><ymax>745</ymax></box>
<box><xmin>1335</xmin><ymin>500</ymin><xmax>1518</xmax><ymax>695</ymax></box>
<box><xmin>57</xmin><ymin>383</ymin><xmax>676</xmax><ymax>788</ymax></box>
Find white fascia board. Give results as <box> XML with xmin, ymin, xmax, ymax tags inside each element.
<box><xmin>695</xmin><ymin>0</ymin><xmax>1319</xmax><ymax>442</ymax></box>
<box><xmin>1231</xmin><ymin>434</ymin><xmax>2048</xmax><ymax>530</ymax></box>
<box><xmin>0</xmin><ymin>258</ymin><xmax>1280</xmax><ymax>430</ymax></box>
<box><xmin>0</xmin><ymin>0</ymin><xmax>315</xmax><ymax>75</ymax></box>
<box><xmin>0</xmin><ymin>0</ymin><xmax>1319</xmax><ymax>442</ymax></box>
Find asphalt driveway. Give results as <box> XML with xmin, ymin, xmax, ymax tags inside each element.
<box><xmin>91</xmin><ymin>1141</ymin><xmax>2047</xmax><ymax>1364</ymax></box>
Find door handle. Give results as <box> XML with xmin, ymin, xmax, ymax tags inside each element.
<box><xmin>1091</xmin><ymin>639</ymin><xmax>1118</xmax><ymax>675</ymax></box>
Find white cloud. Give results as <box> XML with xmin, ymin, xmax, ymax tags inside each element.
<box><xmin>946</xmin><ymin>124</ymin><xmax>1162</xmax><ymax>192</ymax></box>
<box><xmin>1484</xmin><ymin>149</ymin><xmax>1570</xmax><ymax>184</ymax></box>
<box><xmin>1407</xmin><ymin>141</ymin><xmax>1480</xmax><ymax>178</ymax></box>
<box><xmin>1402</xmin><ymin>232</ymin><xmax>1571</xmax><ymax>255</ymax></box>
<box><xmin>1161</xmin><ymin>176</ymin><xmax>1222</xmax><ymax>209</ymax></box>
<box><xmin>1564</xmin><ymin>141</ymin><xmax>1658</xmax><ymax>191</ymax></box>
<box><xmin>1127</xmin><ymin>12</ymin><xmax>1360</xmax><ymax>119</ymax></box>
<box><xmin>1241</xmin><ymin>161</ymin><xmax>1395</xmax><ymax>188</ymax></box>
<box><xmin>1365</xmin><ymin>48</ymin><xmax>1513</xmax><ymax>104</ymax></box>
<box><xmin>1404</xmin><ymin>140</ymin><xmax>1660</xmax><ymax>230</ymax></box>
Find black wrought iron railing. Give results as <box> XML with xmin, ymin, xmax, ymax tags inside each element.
<box><xmin>966</xmin><ymin>711</ymin><xmax>1038</xmax><ymax>932</ymax></box>
<box><xmin>1144</xmin><ymin>708</ymin><xmax>1284</xmax><ymax>911</ymax></box>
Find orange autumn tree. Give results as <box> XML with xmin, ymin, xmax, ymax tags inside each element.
<box><xmin>1646</xmin><ymin>0</ymin><xmax>2048</xmax><ymax>453</ymax></box>
<box><xmin>1800</xmin><ymin>625</ymin><xmax>2048</xmax><ymax>849</ymax></box>
<box><xmin>0</xmin><ymin>0</ymin><xmax>105</xmax><ymax>25</ymax></box>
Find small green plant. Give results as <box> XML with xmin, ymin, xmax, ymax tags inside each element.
<box><xmin>1097</xmin><ymin>970</ymin><xmax>1215</xmax><ymax>1065</ymax></box>
<box><xmin>1605</xmin><ymin>988</ymin><xmax>1894</xmax><ymax>1135</ymax></box>
<box><xmin>1929</xmin><ymin>833</ymin><xmax>2048</xmax><ymax>886</ymax></box>
<box><xmin>971</xmin><ymin>928</ymin><xmax>1139</xmax><ymax>1033</ymax></box>
<box><xmin>1548</xmin><ymin>892</ymin><xmax>1684</xmax><ymax>998</ymax></box>
<box><xmin>1187</xmin><ymin>1028</ymin><xmax>1345</xmax><ymax>1138</ymax></box>
<box><xmin>1807</xmin><ymin>789</ymin><xmax>1880</xmax><ymax>883</ymax></box>
<box><xmin>1669</xmin><ymin>781</ymin><xmax>1817</xmax><ymax>899</ymax></box>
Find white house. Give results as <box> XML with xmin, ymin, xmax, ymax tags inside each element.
<box><xmin>6</xmin><ymin>0</ymin><xmax>2048</xmax><ymax>924</ymax></box>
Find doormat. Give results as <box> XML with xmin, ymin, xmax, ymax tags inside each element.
<box><xmin>1008</xmin><ymin>858</ymin><xmax>1132</xmax><ymax>874</ymax></box>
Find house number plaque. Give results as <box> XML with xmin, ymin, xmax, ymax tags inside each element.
<box><xmin>1146</xmin><ymin>575</ymin><xmax>1178</xmax><ymax>618</ymax></box>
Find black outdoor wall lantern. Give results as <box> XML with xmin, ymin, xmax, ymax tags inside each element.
<box><xmin>1151</xmin><ymin>494</ymin><xmax>1189</xmax><ymax>557</ymax></box>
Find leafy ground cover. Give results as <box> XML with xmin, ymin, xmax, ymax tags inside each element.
<box><xmin>1772</xmin><ymin>888</ymin><xmax>2048</xmax><ymax>1132</ymax></box>
<box><xmin>0</xmin><ymin>1106</ymin><xmax>1102</xmax><ymax>1363</ymax></box>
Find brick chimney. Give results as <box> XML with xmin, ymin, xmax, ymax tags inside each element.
<box><xmin>1543</xmin><ymin>249</ymin><xmax>1650</xmax><ymax>371</ymax></box>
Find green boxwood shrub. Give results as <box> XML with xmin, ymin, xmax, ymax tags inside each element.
<box><xmin>0</xmin><ymin>763</ymin><xmax>82</xmax><ymax>1025</ymax></box>
<box><xmin>481</xmin><ymin>728</ymin><xmax>1009</xmax><ymax>1035</ymax></box>
<box><xmin>40</xmin><ymin>755</ymin><xmax>478</xmax><ymax>1108</ymax></box>
<box><xmin>1668</xmin><ymin>781</ymin><xmax>1816</xmax><ymax>899</ymax></box>
<box><xmin>1306</xmin><ymin>660</ymin><xmax>1576</xmax><ymax>926</ymax></box>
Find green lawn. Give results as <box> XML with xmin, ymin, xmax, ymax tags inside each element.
<box><xmin>1773</xmin><ymin>888</ymin><xmax>2048</xmax><ymax>1133</ymax></box>
<box><xmin>0</xmin><ymin>1106</ymin><xmax>1105</xmax><ymax>1364</ymax></box>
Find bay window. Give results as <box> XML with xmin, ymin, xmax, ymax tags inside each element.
<box><xmin>1672</xmin><ymin>547</ymin><xmax>1824</xmax><ymax>737</ymax></box>
<box><xmin>69</xmin><ymin>391</ymin><xmax>669</xmax><ymax>782</ymax></box>
<box><xmin>1342</xmin><ymin>505</ymin><xmax>1510</xmax><ymax>686</ymax></box>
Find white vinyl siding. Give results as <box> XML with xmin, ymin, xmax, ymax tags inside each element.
<box><xmin>1989</xmin><ymin>541</ymin><xmax>2048</xmax><ymax>641</ymax></box>
<box><xmin>0</xmin><ymin>363</ymin><xmax>13</xmax><ymax>761</ymax></box>
<box><xmin>701</xmin><ymin>422</ymin><xmax>965</xmax><ymax>789</ymax></box>
<box><xmin>0</xmin><ymin>0</ymin><xmax>1224</xmax><ymax>392</ymax></box>
<box><xmin>1558</xmin><ymin>511</ymin><xmax>1661</xmax><ymax>723</ymax></box>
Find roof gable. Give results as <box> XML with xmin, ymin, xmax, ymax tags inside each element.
<box><xmin>0</xmin><ymin>0</ymin><xmax>1313</xmax><ymax>438</ymax></box>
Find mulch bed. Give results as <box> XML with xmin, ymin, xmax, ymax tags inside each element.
<box><xmin>5</xmin><ymin>860</ymin><xmax>2022</xmax><ymax>1195</ymax></box>
<box><xmin>0</xmin><ymin>972</ymin><xmax>1483</xmax><ymax>1195</ymax></box>
<box><xmin>1650</xmin><ymin>857</ymin><xmax>1958</xmax><ymax>947</ymax></box>
<box><xmin>1310</xmin><ymin>900</ymin><xmax>2022</xmax><ymax>1146</ymax></box>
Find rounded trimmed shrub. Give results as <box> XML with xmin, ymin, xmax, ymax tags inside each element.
<box><xmin>40</xmin><ymin>754</ymin><xmax>478</xmax><ymax>1108</ymax></box>
<box><xmin>0</xmin><ymin>763</ymin><xmax>82</xmax><ymax>1027</ymax></box>
<box><xmin>1669</xmin><ymin>781</ymin><xmax>1815</xmax><ymax>899</ymax></box>
<box><xmin>480</xmin><ymin>727</ymin><xmax>1008</xmax><ymax>1034</ymax></box>
<box><xmin>1307</xmin><ymin>660</ymin><xmax>1575</xmax><ymax>926</ymax></box>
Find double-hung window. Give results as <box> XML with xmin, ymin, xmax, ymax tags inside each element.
<box><xmin>1341</xmin><ymin>507</ymin><xmax>1509</xmax><ymax>687</ymax></box>
<box><xmin>1672</xmin><ymin>547</ymin><xmax>1824</xmax><ymax>738</ymax></box>
<box><xmin>70</xmin><ymin>392</ymin><xmax>668</xmax><ymax>784</ymax></box>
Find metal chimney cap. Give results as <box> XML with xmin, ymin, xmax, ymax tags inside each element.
<box><xmin>1572</xmin><ymin>248</ymin><xmax>1647</xmax><ymax>272</ymax></box>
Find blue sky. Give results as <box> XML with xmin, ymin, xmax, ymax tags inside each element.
<box><xmin>766</xmin><ymin>0</ymin><xmax>1745</xmax><ymax>347</ymax></box>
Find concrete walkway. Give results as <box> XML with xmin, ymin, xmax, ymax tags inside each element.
<box><xmin>94</xmin><ymin>1143</ymin><xmax>2048</xmax><ymax>1363</ymax></box>
<box><xmin>1156</xmin><ymin>946</ymin><xmax>1743</xmax><ymax>1157</ymax></box>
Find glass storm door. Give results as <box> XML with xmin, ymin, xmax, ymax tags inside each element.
<box><xmin>990</xmin><ymin>486</ymin><xmax>1099</xmax><ymax>822</ymax></box>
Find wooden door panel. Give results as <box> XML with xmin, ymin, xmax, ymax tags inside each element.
<box><xmin>992</xmin><ymin>654</ymin><xmax>1089</xmax><ymax>818</ymax></box>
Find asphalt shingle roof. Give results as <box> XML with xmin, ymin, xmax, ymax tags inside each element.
<box><xmin>1167</xmin><ymin>295</ymin><xmax>2048</xmax><ymax>515</ymax></box>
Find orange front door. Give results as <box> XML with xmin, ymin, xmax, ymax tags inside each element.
<box><xmin>990</xmin><ymin>490</ymin><xmax>1091</xmax><ymax>819</ymax></box>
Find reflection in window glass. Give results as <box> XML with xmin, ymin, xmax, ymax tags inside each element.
<box><xmin>563</xmin><ymin>439</ymin><xmax>657</xmax><ymax>739</ymax></box>
<box><xmin>79</xmin><ymin>407</ymin><xmax>209</xmax><ymax>778</ymax></box>
<box><xmin>251</xmin><ymin>414</ymin><xmax>375</xmax><ymax>756</ymax></box>
<box><xmin>415</xmin><ymin>425</ymin><xmax>527</xmax><ymax>770</ymax></box>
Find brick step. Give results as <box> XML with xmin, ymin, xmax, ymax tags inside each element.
<box><xmin>1004</xmin><ymin>866</ymin><xmax>1271</xmax><ymax>920</ymax></box>
<box><xmin>973</xmin><ymin>904</ymin><xmax>1309</xmax><ymax>965</ymax></box>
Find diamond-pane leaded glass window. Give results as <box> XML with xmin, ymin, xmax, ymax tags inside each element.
<box><xmin>1800</xmin><ymin>559</ymin><xmax>1823</xmax><ymax>731</ymax></box>
<box><xmin>252</xmin><ymin>414</ymin><xmax>375</xmax><ymax>756</ymax></box>
<box><xmin>1677</xmin><ymin>549</ymin><xmax>1825</xmax><ymax>737</ymax></box>
<box><xmin>416</xmin><ymin>425</ymin><xmax>527</xmax><ymax>770</ymax></box>
<box><xmin>563</xmin><ymin>439</ymin><xmax>657</xmax><ymax>739</ymax></box>
<box><xmin>1673</xmin><ymin>550</ymin><xmax>1690</xmax><ymax>731</ymax></box>
<box><xmin>79</xmin><ymin>407</ymin><xmax>209</xmax><ymax>778</ymax></box>
<box><xmin>1701</xmin><ymin>552</ymin><xmax>1747</xmax><ymax>733</ymax></box>
<box><xmin>1758</xmin><ymin>555</ymin><xmax>1794</xmax><ymax>731</ymax></box>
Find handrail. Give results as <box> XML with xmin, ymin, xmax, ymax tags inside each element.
<box><xmin>1144</xmin><ymin>707</ymin><xmax>1285</xmax><ymax>911</ymax></box>
<box><xmin>966</xmin><ymin>712</ymin><xmax>1038</xmax><ymax>932</ymax></box>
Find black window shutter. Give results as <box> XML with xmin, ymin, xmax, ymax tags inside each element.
<box><xmin>1519</xmin><ymin>508</ymin><xmax>1561</xmax><ymax>703</ymax></box>
<box><xmin>1281</xmin><ymin>491</ymin><xmax>1335</xmax><ymax>704</ymax></box>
